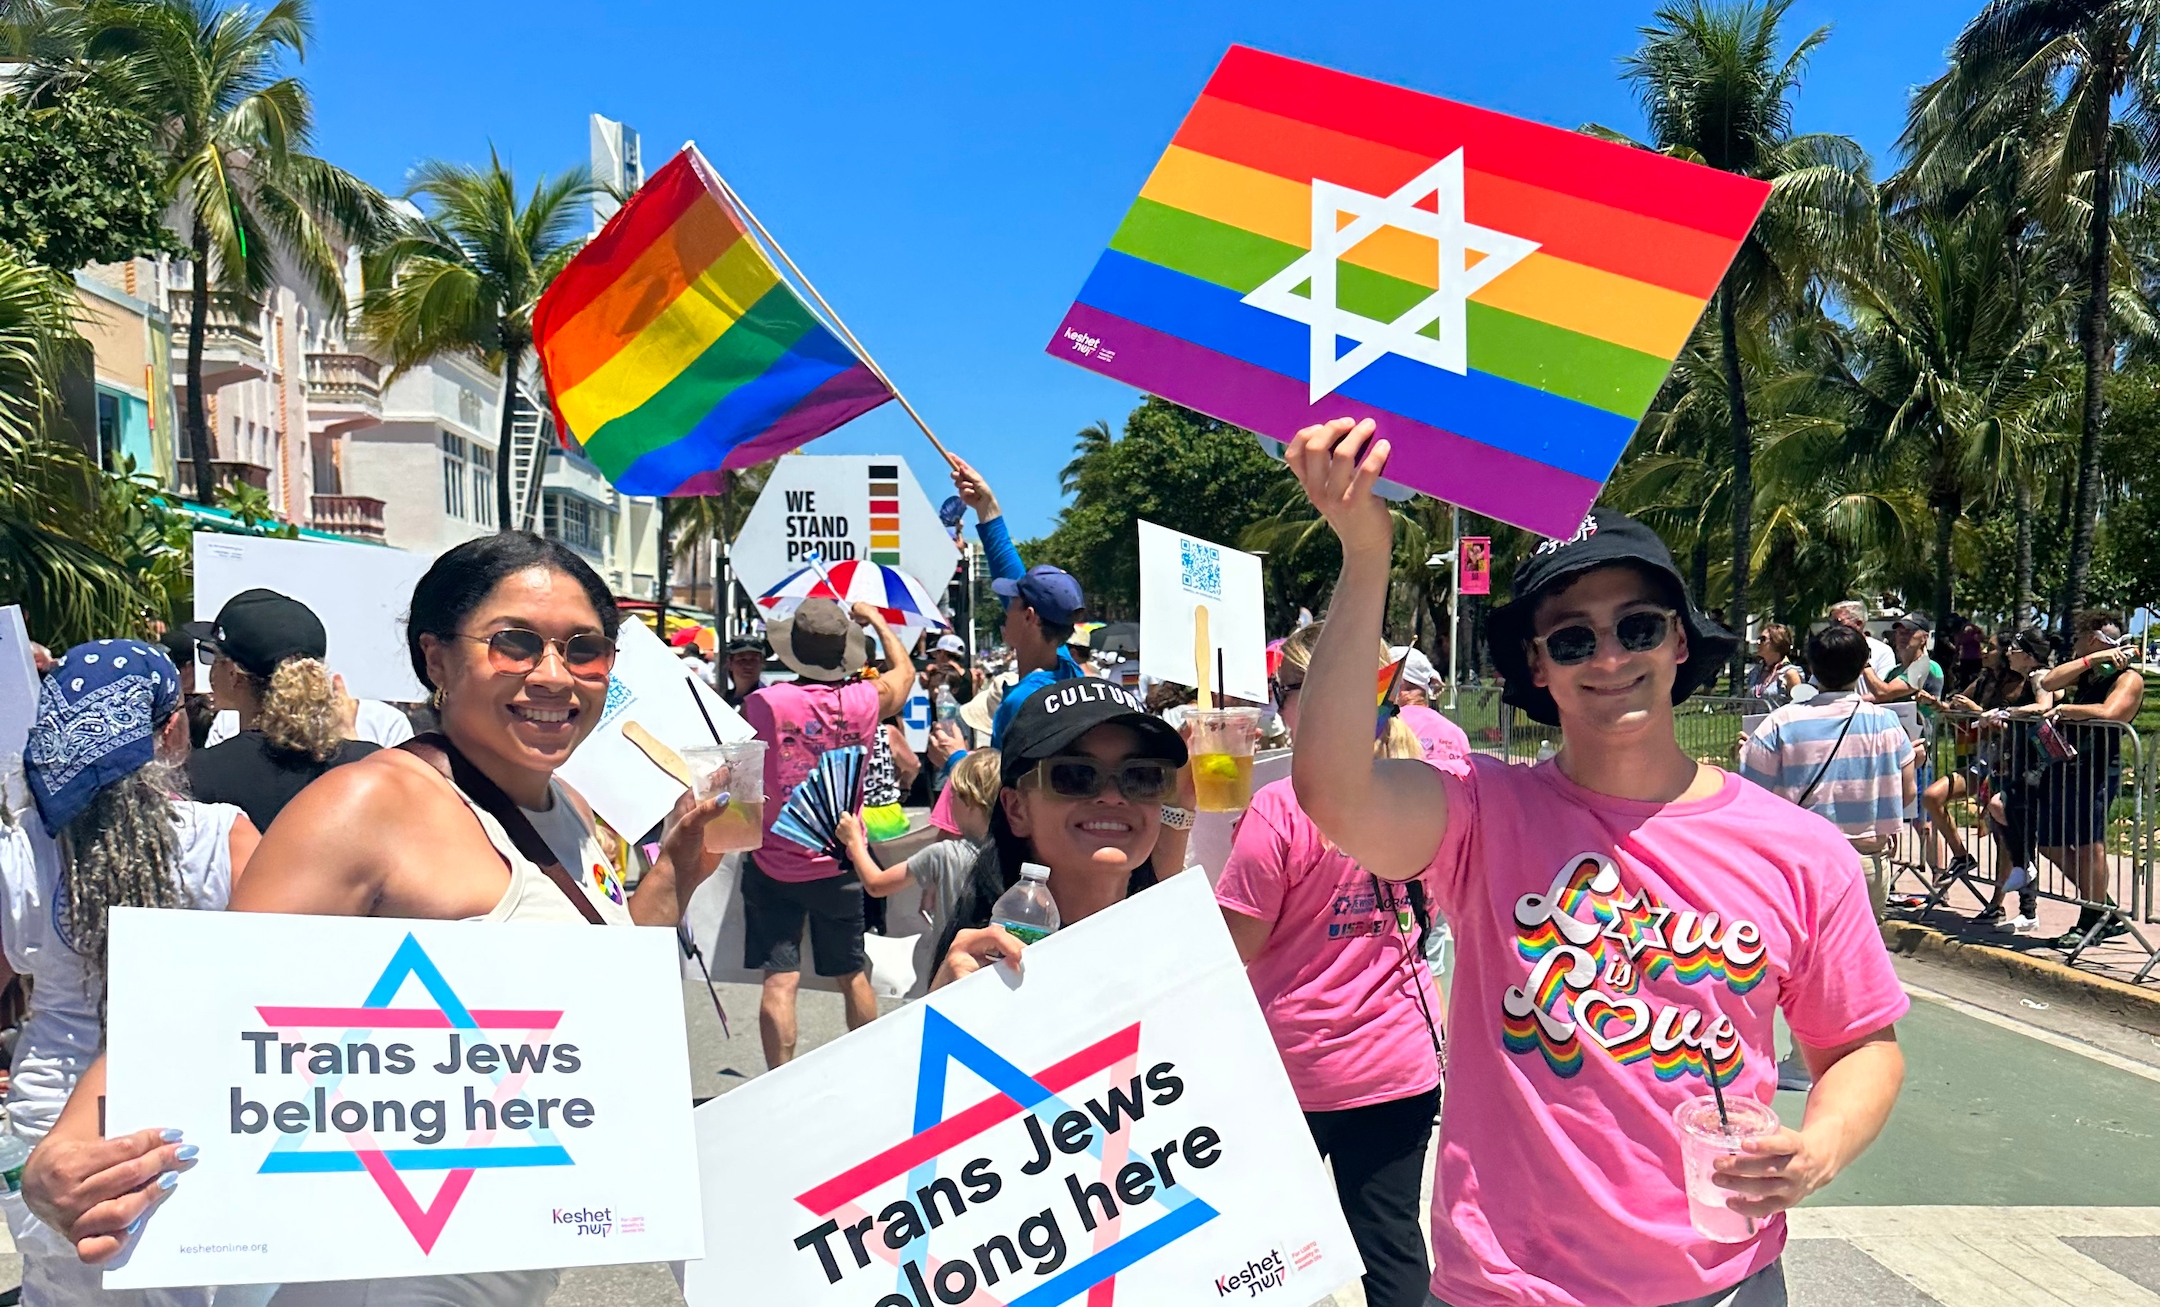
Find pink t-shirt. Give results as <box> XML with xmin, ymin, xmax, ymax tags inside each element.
<box><xmin>1216</xmin><ymin>779</ymin><xmax>1442</xmax><ymax>1112</ymax></box>
<box><xmin>1399</xmin><ymin>704</ymin><xmax>1472</xmax><ymax>775</ymax></box>
<box><xmin>741</xmin><ymin>678</ymin><xmax>882</xmax><ymax>883</ymax></box>
<box><xmin>1424</xmin><ymin>757</ymin><xmax>1906</xmax><ymax>1307</ymax></box>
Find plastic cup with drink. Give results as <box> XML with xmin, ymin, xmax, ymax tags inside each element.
<box><xmin>1188</xmin><ymin>706</ymin><xmax>1261</xmax><ymax>813</ymax></box>
<box><xmin>681</xmin><ymin>740</ymin><xmax>767</xmax><ymax>853</ymax></box>
<box><xmin>1671</xmin><ymin>1093</ymin><xmax>1782</xmax><ymax>1243</ymax></box>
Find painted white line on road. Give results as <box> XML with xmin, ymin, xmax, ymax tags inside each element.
<box><xmin>1792</xmin><ymin>1206</ymin><xmax>2160</xmax><ymax>1306</ymax></box>
<box><xmin>1901</xmin><ymin>980</ymin><xmax>2160</xmax><ymax>1085</ymax></box>
<box><xmin>1791</xmin><ymin>1205</ymin><xmax>2160</xmax><ymax>1239</ymax></box>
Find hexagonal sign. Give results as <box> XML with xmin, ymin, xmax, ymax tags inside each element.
<box><xmin>731</xmin><ymin>455</ymin><xmax>962</xmax><ymax>607</ymax></box>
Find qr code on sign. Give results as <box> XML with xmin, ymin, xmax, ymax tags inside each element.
<box><xmin>1179</xmin><ymin>538</ymin><xmax>1223</xmax><ymax>598</ymax></box>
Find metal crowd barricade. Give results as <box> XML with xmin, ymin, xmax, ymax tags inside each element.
<box><xmin>1437</xmin><ymin>689</ymin><xmax>1768</xmax><ymax>766</ymax></box>
<box><xmin>1878</xmin><ymin>707</ymin><xmax>2153</xmax><ymax>972</ymax></box>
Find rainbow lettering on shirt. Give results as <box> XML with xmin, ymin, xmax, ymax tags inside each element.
<box><xmin>1501</xmin><ymin>852</ymin><xmax>1758</xmax><ymax>1086</ymax></box>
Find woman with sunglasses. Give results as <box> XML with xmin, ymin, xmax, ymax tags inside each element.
<box><xmin>1283</xmin><ymin>418</ymin><xmax>1905</xmax><ymax>1307</ymax></box>
<box><xmin>19</xmin><ymin>533</ymin><xmax>725</xmax><ymax>1306</ymax></box>
<box><xmin>1219</xmin><ymin>621</ymin><xmax>1449</xmax><ymax>1307</ymax></box>
<box><xmin>932</xmin><ymin>680</ymin><xmax>1192</xmax><ymax>988</ymax></box>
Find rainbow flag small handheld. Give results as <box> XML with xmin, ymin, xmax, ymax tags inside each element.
<box><xmin>1377</xmin><ymin>654</ymin><xmax>1407</xmax><ymax>738</ymax></box>
<box><xmin>1047</xmin><ymin>47</ymin><xmax>1771</xmax><ymax>537</ymax></box>
<box><xmin>535</xmin><ymin>147</ymin><xmax>893</xmax><ymax>496</ymax></box>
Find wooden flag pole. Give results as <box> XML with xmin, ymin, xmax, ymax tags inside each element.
<box><xmin>685</xmin><ymin>144</ymin><xmax>960</xmax><ymax>471</ymax></box>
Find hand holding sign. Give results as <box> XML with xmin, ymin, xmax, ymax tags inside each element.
<box><xmin>1286</xmin><ymin>418</ymin><xmax>1394</xmax><ymax>559</ymax></box>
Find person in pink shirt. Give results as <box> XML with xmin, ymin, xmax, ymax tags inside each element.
<box><xmin>1218</xmin><ymin>621</ymin><xmax>1447</xmax><ymax>1307</ymax></box>
<box><xmin>740</xmin><ymin>597</ymin><xmax>918</xmax><ymax>1069</ymax></box>
<box><xmin>1283</xmin><ymin>419</ymin><xmax>1907</xmax><ymax>1307</ymax></box>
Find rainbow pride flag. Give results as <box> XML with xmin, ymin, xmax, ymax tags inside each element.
<box><xmin>535</xmin><ymin>147</ymin><xmax>893</xmax><ymax>496</ymax></box>
<box><xmin>1046</xmin><ymin>47</ymin><xmax>1770</xmax><ymax>538</ymax></box>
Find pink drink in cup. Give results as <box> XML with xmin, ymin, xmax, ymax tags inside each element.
<box><xmin>682</xmin><ymin>740</ymin><xmax>766</xmax><ymax>853</ymax></box>
<box><xmin>1672</xmin><ymin>1094</ymin><xmax>1781</xmax><ymax>1243</ymax></box>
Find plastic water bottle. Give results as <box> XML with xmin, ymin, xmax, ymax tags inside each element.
<box><xmin>0</xmin><ymin>1113</ymin><xmax>29</xmax><ymax>1194</ymax></box>
<box><xmin>935</xmin><ymin>684</ymin><xmax>960</xmax><ymax>721</ymax></box>
<box><xmin>991</xmin><ymin>862</ymin><xmax>1060</xmax><ymax>945</ymax></box>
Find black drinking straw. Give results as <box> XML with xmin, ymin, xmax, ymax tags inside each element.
<box><xmin>686</xmin><ymin>673</ymin><xmax>724</xmax><ymax>745</ymax></box>
<box><xmin>1216</xmin><ymin>648</ymin><xmax>1227</xmax><ymax>709</ymax></box>
<box><xmin>1708</xmin><ymin>1061</ymin><xmax>1732</xmax><ymax>1133</ymax></box>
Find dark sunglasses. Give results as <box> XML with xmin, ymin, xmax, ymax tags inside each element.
<box><xmin>1270</xmin><ymin>677</ymin><xmax>1302</xmax><ymax>703</ymax></box>
<box><xmin>1534</xmin><ymin>609</ymin><xmax>1676</xmax><ymax>667</ymax></box>
<box><xmin>1024</xmin><ymin>755</ymin><xmax>1179</xmax><ymax>803</ymax></box>
<box><xmin>454</xmin><ymin>628</ymin><xmax>616</xmax><ymax>679</ymax></box>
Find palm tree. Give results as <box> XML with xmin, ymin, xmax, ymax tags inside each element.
<box><xmin>1606</xmin><ymin>0</ymin><xmax>1876</xmax><ymax>682</ymax></box>
<box><xmin>362</xmin><ymin>150</ymin><xmax>591</xmax><ymax>530</ymax></box>
<box><xmin>57</xmin><ymin>0</ymin><xmax>387</xmax><ymax>505</ymax></box>
<box><xmin>1060</xmin><ymin>420</ymin><xmax>1113</xmax><ymax>496</ymax></box>
<box><xmin>0</xmin><ymin>246</ymin><xmax>161</xmax><ymax>643</ymax></box>
<box><xmin>1833</xmin><ymin>203</ymin><xmax>2079</xmax><ymax>626</ymax></box>
<box><xmin>661</xmin><ymin>459</ymin><xmax>774</xmax><ymax>623</ymax></box>
<box><xmin>1907</xmin><ymin>0</ymin><xmax>2160</xmax><ymax>624</ymax></box>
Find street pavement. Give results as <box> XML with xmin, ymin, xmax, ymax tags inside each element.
<box><xmin>1</xmin><ymin>954</ymin><xmax>2154</xmax><ymax>1304</ymax></box>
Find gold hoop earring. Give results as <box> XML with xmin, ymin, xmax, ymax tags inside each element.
<box><xmin>429</xmin><ymin>686</ymin><xmax>445</xmax><ymax>710</ymax></box>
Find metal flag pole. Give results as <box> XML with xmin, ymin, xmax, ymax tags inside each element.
<box><xmin>1448</xmin><ymin>506</ymin><xmax>1461</xmax><ymax>713</ymax></box>
<box><xmin>683</xmin><ymin>144</ymin><xmax>961</xmax><ymax>472</ymax></box>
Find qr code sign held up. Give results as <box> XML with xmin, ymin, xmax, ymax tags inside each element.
<box><xmin>1179</xmin><ymin>538</ymin><xmax>1223</xmax><ymax>598</ymax></box>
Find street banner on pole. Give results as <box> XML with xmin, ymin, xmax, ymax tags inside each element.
<box><xmin>558</xmin><ymin>616</ymin><xmax>753</xmax><ymax>842</ymax></box>
<box><xmin>1045</xmin><ymin>45</ymin><xmax>1771</xmax><ymax>538</ymax></box>
<box><xmin>1460</xmin><ymin>536</ymin><xmax>1492</xmax><ymax>596</ymax></box>
<box><xmin>732</xmin><ymin>455</ymin><xmax>960</xmax><ymax>611</ymax></box>
<box><xmin>102</xmin><ymin>910</ymin><xmax>703</xmax><ymax>1288</ymax></box>
<box><xmin>684</xmin><ymin>870</ymin><xmax>1361</xmax><ymax>1306</ymax></box>
<box><xmin>1138</xmin><ymin>521</ymin><xmax>1267</xmax><ymax>704</ymax></box>
<box><xmin>192</xmin><ymin>533</ymin><xmax>434</xmax><ymax>703</ymax></box>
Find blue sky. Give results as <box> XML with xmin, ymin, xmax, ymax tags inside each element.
<box><xmin>311</xmin><ymin>0</ymin><xmax>1978</xmax><ymax>540</ymax></box>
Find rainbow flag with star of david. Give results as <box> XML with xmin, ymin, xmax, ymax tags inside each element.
<box><xmin>535</xmin><ymin>147</ymin><xmax>893</xmax><ymax>497</ymax></box>
<box><xmin>1045</xmin><ymin>45</ymin><xmax>1771</xmax><ymax>538</ymax></box>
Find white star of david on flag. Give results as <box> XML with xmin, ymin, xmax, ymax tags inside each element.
<box><xmin>1242</xmin><ymin>149</ymin><xmax>1540</xmax><ymax>402</ymax></box>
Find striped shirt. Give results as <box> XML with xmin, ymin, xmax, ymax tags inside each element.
<box><xmin>1740</xmin><ymin>690</ymin><xmax>1914</xmax><ymax>844</ymax></box>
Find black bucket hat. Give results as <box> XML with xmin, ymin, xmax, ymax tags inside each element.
<box><xmin>1486</xmin><ymin>509</ymin><xmax>1738</xmax><ymax>727</ymax></box>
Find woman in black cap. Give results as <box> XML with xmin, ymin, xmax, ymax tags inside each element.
<box><xmin>1281</xmin><ymin>418</ymin><xmax>1906</xmax><ymax>1307</ymax></box>
<box><xmin>183</xmin><ymin>588</ymin><xmax>379</xmax><ymax>833</ymax></box>
<box><xmin>931</xmin><ymin>679</ymin><xmax>1193</xmax><ymax>988</ymax></box>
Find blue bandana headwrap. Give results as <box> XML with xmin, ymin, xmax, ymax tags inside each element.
<box><xmin>26</xmin><ymin>640</ymin><xmax>181</xmax><ymax>832</ymax></box>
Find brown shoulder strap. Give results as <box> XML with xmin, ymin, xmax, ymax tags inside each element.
<box><xmin>399</xmin><ymin>733</ymin><xmax>607</xmax><ymax>925</ymax></box>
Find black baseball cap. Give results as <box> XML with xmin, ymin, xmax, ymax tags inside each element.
<box><xmin>1891</xmin><ymin>612</ymin><xmax>1933</xmax><ymax>633</ymax></box>
<box><xmin>181</xmin><ymin>588</ymin><xmax>327</xmax><ymax>678</ymax></box>
<box><xmin>1486</xmin><ymin>508</ymin><xmax>1737</xmax><ymax>728</ymax></box>
<box><xmin>997</xmin><ymin>678</ymin><xmax>1187</xmax><ymax>786</ymax></box>
<box><xmin>724</xmin><ymin>638</ymin><xmax>767</xmax><ymax>656</ymax></box>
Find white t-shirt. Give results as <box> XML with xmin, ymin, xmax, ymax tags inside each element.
<box><xmin>207</xmin><ymin>699</ymin><xmax>415</xmax><ymax>749</ymax></box>
<box><xmin>1866</xmin><ymin>635</ymin><xmax>1897</xmax><ymax>679</ymax></box>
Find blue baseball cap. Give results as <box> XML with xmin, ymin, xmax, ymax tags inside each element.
<box><xmin>992</xmin><ymin>564</ymin><xmax>1085</xmax><ymax>625</ymax></box>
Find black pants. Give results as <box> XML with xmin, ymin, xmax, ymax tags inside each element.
<box><xmin>1304</xmin><ymin>1087</ymin><xmax>1439</xmax><ymax>1307</ymax></box>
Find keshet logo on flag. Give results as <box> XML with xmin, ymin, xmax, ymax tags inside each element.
<box><xmin>535</xmin><ymin>147</ymin><xmax>894</xmax><ymax>496</ymax></box>
<box><xmin>1046</xmin><ymin>46</ymin><xmax>1771</xmax><ymax>537</ymax></box>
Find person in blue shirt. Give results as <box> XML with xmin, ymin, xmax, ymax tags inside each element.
<box><xmin>950</xmin><ymin>455</ymin><xmax>1088</xmax><ymax>745</ymax></box>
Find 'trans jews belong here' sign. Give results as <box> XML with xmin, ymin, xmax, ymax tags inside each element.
<box><xmin>101</xmin><ymin>911</ymin><xmax>703</xmax><ymax>1289</ymax></box>
<box><xmin>685</xmin><ymin>871</ymin><xmax>1362</xmax><ymax>1307</ymax></box>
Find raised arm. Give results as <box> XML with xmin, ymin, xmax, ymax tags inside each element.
<box><xmin>2054</xmin><ymin>666</ymin><xmax>2145</xmax><ymax>724</ymax></box>
<box><xmin>854</xmin><ymin>603</ymin><xmax>918</xmax><ymax>719</ymax></box>
<box><xmin>1283</xmin><ymin>419</ymin><xmax>1448</xmax><ymax>881</ymax></box>
<box><xmin>951</xmin><ymin>454</ymin><xmax>1026</xmax><ymax>583</ymax></box>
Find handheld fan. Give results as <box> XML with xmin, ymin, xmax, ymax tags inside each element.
<box><xmin>771</xmin><ymin>745</ymin><xmax>867</xmax><ymax>856</ymax></box>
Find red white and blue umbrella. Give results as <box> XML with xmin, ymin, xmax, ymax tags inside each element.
<box><xmin>755</xmin><ymin>557</ymin><xmax>950</xmax><ymax>650</ymax></box>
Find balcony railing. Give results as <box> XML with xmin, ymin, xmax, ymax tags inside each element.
<box><xmin>174</xmin><ymin>459</ymin><xmax>272</xmax><ymax>499</ymax></box>
<box><xmin>305</xmin><ymin>351</ymin><xmax>384</xmax><ymax>434</ymax></box>
<box><xmin>171</xmin><ymin>313</ymin><xmax>266</xmax><ymax>389</ymax></box>
<box><xmin>310</xmin><ymin>494</ymin><xmax>387</xmax><ymax>543</ymax></box>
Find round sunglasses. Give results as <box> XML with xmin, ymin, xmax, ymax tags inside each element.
<box><xmin>453</xmin><ymin>628</ymin><xmax>617</xmax><ymax>679</ymax></box>
<box><xmin>1023</xmin><ymin>755</ymin><xmax>1180</xmax><ymax>803</ymax></box>
<box><xmin>1533</xmin><ymin>609</ymin><xmax>1677</xmax><ymax>667</ymax></box>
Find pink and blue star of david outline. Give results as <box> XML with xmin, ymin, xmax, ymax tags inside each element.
<box><xmin>797</xmin><ymin>1009</ymin><xmax>1218</xmax><ymax>1307</ymax></box>
<box><xmin>250</xmin><ymin>933</ymin><xmax>576</xmax><ymax>1250</ymax></box>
